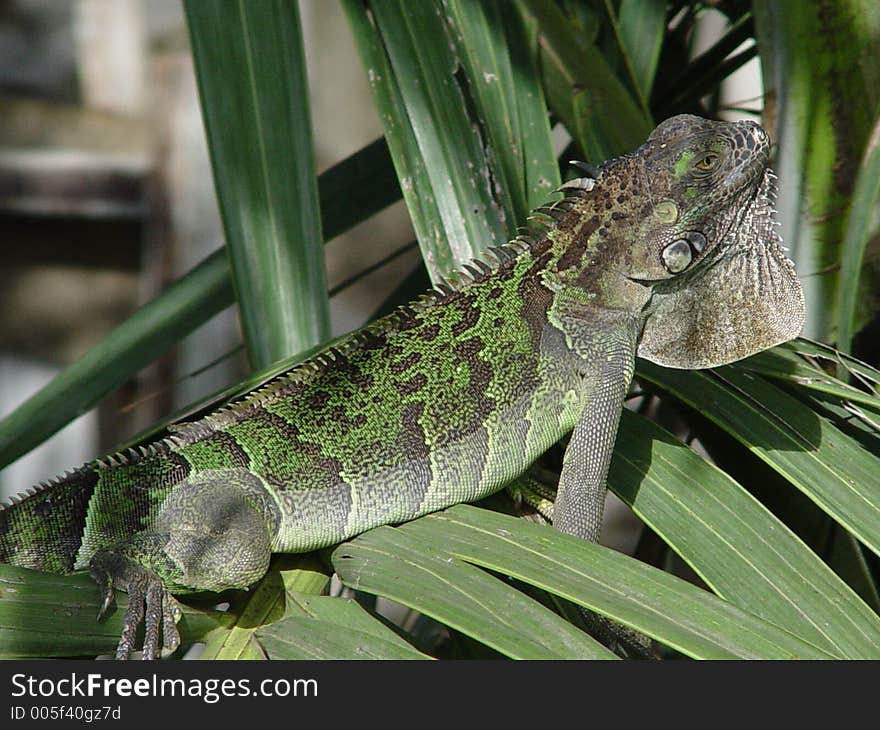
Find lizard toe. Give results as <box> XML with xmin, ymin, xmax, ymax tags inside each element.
<box><xmin>140</xmin><ymin>579</ymin><xmax>182</xmax><ymax>660</ymax></box>
<box><xmin>116</xmin><ymin>574</ymin><xmax>146</xmax><ymax>660</ymax></box>
<box><xmin>141</xmin><ymin>579</ymin><xmax>164</xmax><ymax>660</ymax></box>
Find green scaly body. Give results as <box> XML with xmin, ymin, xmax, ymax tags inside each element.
<box><xmin>0</xmin><ymin>115</ymin><xmax>805</xmax><ymax>658</ymax></box>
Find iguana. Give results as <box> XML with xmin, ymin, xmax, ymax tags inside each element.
<box><xmin>0</xmin><ymin>114</ymin><xmax>804</xmax><ymax>659</ymax></box>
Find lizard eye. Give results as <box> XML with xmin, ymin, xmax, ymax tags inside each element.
<box><xmin>695</xmin><ymin>153</ymin><xmax>719</xmax><ymax>171</ymax></box>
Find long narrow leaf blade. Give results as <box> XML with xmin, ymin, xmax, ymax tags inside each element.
<box><xmin>740</xmin><ymin>342</ymin><xmax>880</xmax><ymax>411</ymax></box>
<box><xmin>836</xmin><ymin>114</ymin><xmax>880</xmax><ymax>366</ymax></box>
<box><xmin>186</xmin><ymin>0</ymin><xmax>330</xmax><ymax>368</ymax></box>
<box><xmin>519</xmin><ymin>0</ymin><xmax>652</xmax><ymax>162</ymax></box>
<box><xmin>333</xmin><ymin>525</ymin><xmax>617</xmax><ymax>660</ymax></box>
<box><xmin>443</xmin><ymin>0</ymin><xmax>559</xmax><ymax>219</ymax></box>
<box><xmin>256</xmin><ymin>596</ymin><xmax>430</xmax><ymax>660</ymax></box>
<box><xmin>611</xmin><ymin>410</ymin><xmax>880</xmax><ymax>659</ymax></box>
<box><xmin>615</xmin><ymin>0</ymin><xmax>665</xmax><ymax>107</ymax></box>
<box><xmin>349</xmin><ymin>506</ymin><xmax>833</xmax><ymax>659</ymax></box>
<box><xmin>343</xmin><ymin>0</ymin><xmax>452</xmax><ymax>278</ymax></box>
<box><xmin>638</xmin><ymin>362</ymin><xmax>880</xmax><ymax>557</ymax></box>
<box><xmin>345</xmin><ymin>0</ymin><xmax>531</xmax><ymax>279</ymax></box>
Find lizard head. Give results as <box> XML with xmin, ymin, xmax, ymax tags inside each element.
<box><xmin>626</xmin><ymin>113</ymin><xmax>772</xmax><ymax>282</ymax></box>
<box><xmin>618</xmin><ymin>114</ymin><xmax>804</xmax><ymax>368</ymax></box>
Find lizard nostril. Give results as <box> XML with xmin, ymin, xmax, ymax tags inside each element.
<box><xmin>742</xmin><ymin>120</ymin><xmax>768</xmax><ymax>144</ymax></box>
<box><xmin>736</xmin><ymin>121</ymin><xmax>770</xmax><ymax>154</ymax></box>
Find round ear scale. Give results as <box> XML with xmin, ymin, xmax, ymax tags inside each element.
<box><xmin>660</xmin><ymin>231</ymin><xmax>709</xmax><ymax>274</ymax></box>
<box><xmin>660</xmin><ymin>239</ymin><xmax>694</xmax><ymax>273</ymax></box>
<box><xmin>685</xmin><ymin>231</ymin><xmax>707</xmax><ymax>253</ymax></box>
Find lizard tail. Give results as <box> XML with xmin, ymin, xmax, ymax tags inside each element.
<box><xmin>0</xmin><ymin>466</ymin><xmax>98</xmax><ymax>573</ymax></box>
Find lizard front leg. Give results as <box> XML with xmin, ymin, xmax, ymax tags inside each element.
<box><xmin>544</xmin><ymin>283</ymin><xmax>638</xmax><ymax>542</ymax></box>
<box><xmin>541</xmin><ymin>278</ymin><xmax>656</xmax><ymax>655</ymax></box>
<box><xmin>90</xmin><ymin>468</ymin><xmax>279</xmax><ymax>659</ymax></box>
<box><xmin>554</xmin><ymin>374</ymin><xmax>629</xmax><ymax>543</ymax></box>
<box><xmin>553</xmin><ymin>344</ymin><xmax>657</xmax><ymax>657</ymax></box>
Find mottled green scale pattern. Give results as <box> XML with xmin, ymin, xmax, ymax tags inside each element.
<box><xmin>179</xmin><ymin>433</ymin><xmax>244</xmax><ymax>471</ymax></box>
<box><xmin>75</xmin><ymin>452</ymin><xmax>189</xmax><ymax>568</ymax></box>
<box><xmin>0</xmin><ymin>469</ymin><xmax>97</xmax><ymax>572</ymax></box>
<box><xmin>172</xmin><ymin>248</ymin><xmax>589</xmax><ymax>552</ymax></box>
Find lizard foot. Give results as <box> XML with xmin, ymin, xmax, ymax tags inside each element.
<box><xmin>582</xmin><ymin>609</ymin><xmax>659</xmax><ymax>660</ymax></box>
<box><xmin>85</xmin><ymin>469</ymin><xmax>277</xmax><ymax>658</ymax></box>
<box><xmin>90</xmin><ymin>546</ymin><xmax>182</xmax><ymax>660</ymax></box>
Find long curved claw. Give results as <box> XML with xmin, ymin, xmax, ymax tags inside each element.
<box><xmin>163</xmin><ymin>591</ymin><xmax>182</xmax><ymax>654</ymax></box>
<box><xmin>93</xmin><ymin>564</ymin><xmax>116</xmax><ymax>621</ymax></box>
